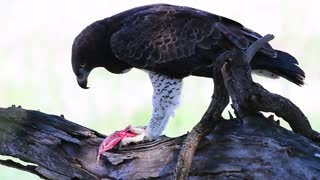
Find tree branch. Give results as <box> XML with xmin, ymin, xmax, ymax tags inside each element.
<box><xmin>220</xmin><ymin>34</ymin><xmax>320</xmax><ymax>142</ymax></box>
<box><xmin>243</xmin><ymin>34</ymin><xmax>274</xmax><ymax>63</ymax></box>
<box><xmin>0</xmin><ymin>159</ymin><xmax>46</xmax><ymax>179</ymax></box>
<box><xmin>0</xmin><ymin>106</ymin><xmax>320</xmax><ymax>179</ymax></box>
<box><xmin>174</xmin><ymin>34</ymin><xmax>320</xmax><ymax>179</ymax></box>
<box><xmin>175</xmin><ymin>55</ymin><xmax>229</xmax><ymax>180</ymax></box>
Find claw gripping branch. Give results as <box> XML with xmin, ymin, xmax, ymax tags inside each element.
<box><xmin>97</xmin><ymin>126</ymin><xmax>137</xmax><ymax>161</ymax></box>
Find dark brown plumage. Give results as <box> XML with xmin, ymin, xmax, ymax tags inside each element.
<box><xmin>71</xmin><ymin>4</ymin><xmax>306</xmax><ymax>144</ymax></box>
<box><xmin>72</xmin><ymin>4</ymin><xmax>304</xmax><ymax>88</ymax></box>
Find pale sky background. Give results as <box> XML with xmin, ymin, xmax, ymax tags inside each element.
<box><xmin>0</xmin><ymin>0</ymin><xmax>320</xmax><ymax>179</ymax></box>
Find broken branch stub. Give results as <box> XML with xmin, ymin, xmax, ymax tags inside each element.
<box><xmin>221</xmin><ymin>34</ymin><xmax>320</xmax><ymax>142</ymax></box>
<box><xmin>243</xmin><ymin>34</ymin><xmax>275</xmax><ymax>64</ymax></box>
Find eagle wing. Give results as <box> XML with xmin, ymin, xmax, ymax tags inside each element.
<box><xmin>110</xmin><ymin>5</ymin><xmax>276</xmax><ymax>74</ymax></box>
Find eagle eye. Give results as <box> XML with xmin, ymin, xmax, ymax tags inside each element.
<box><xmin>80</xmin><ymin>63</ymin><xmax>86</xmax><ymax>68</ymax></box>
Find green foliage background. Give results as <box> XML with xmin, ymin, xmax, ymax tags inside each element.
<box><xmin>0</xmin><ymin>0</ymin><xmax>319</xmax><ymax>179</ymax></box>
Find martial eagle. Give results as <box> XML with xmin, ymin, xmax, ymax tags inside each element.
<box><xmin>71</xmin><ymin>4</ymin><xmax>304</xmax><ymax>147</ymax></box>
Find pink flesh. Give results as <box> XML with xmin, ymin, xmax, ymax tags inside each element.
<box><xmin>97</xmin><ymin>126</ymin><xmax>137</xmax><ymax>161</ymax></box>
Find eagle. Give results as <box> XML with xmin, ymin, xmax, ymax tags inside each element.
<box><xmin>71</xmin><ymin>4</ymin><xmax>305</xmax><ymax>146</ymax></box>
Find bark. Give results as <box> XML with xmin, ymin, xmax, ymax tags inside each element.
<box><xmin>175</xmin><ymin>58</ymin><xmax>229</xmax><ymax>180</ymax></box>
<box><xmin>0</xmin><ymin>106</ymin><xmax>319</xmax><ymax>179</ymax></box>
<box><xmin>219</xmin><ymin>34</ymin><xmax>320</xmax><ymax>141</ymax></box>
<box><xmin>174</xmin><ymin>34</ymin><xmax>320</xmax><ymax>179</ymax></box>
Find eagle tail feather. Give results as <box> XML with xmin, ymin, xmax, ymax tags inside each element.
<box><xmin>251</xmin><ymin>50</ymin><xmax>305</xmax><ymax>86</ymax></box>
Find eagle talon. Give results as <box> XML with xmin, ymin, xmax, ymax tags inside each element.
<box><xmin>97</xmin><ymin>126</ymin><xmax>138</xmax><ymax>161</ymax></box>
<box><xmin>115</xmin><ymin>142</ymin><xmax>123</xmax><ymax>150</ymax></box>
<box><xmin>120</xmin><ymin>126</ymin><xmax>154</xmax><ymax>146</ymax></box>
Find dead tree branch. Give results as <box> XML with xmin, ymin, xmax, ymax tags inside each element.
<box><xmin>0</xmin><ymin>107</ymin><xmax>320</xmax><ymax>179</ymax></box>
<box><xmin>174</xmin><ymin>50</ymin><xmax>232</xmax><ymax>179</ymax></box>
<box><xmin>220</xmin><ymin>34</ymin><xmax>320</xmax><ymax>141</ymax></box>
<box><xmin>174</xmin><ymin>34</ymin><xmax>320</xmax><ymax>179</ymax></box>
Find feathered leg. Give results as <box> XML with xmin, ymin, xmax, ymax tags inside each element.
<box><xmin>121</xmin><ymin>72</ymin><xmax>182</xmax><ymax>145</ymax></box>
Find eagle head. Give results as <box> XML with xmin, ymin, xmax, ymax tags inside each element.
<box><xmin>72</xmin><ymin>19</ymin><xmax>133</xmax><ymax>89</ymax></box>
<box><xmin>71</xmin><ymin>20</ymin><xmax>109</xmax><ymax>89</ymax></box>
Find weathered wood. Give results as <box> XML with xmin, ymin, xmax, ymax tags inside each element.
<box><xmin>218</xmin><ymin>35</ymin><xmax>320</xmax><ymax>142</ymax></box>
<box><xmin>176</xmin><ymin>35</ymin><xmax>274</xmax><ymax>180</ymax></box>
<box><xmin>175</xmin><ymin>55</ymin><xmax>229</xmax><ymax>180</ymax></box>
<box><xmin>174</xmin><ymin>34</ymin><xmax>320</xmax><ymax>179</ymax></box>
<box><xmin>0</xmin><ymin>106</ymin><xmax>320</xmax><ymax>179</ymax></box>
<box><xmin>243</xmin><ymin>34</ymin><xmax>275</xmax><ymax>63</ymax></box>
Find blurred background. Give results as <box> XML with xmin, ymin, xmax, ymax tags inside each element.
<box><xmin>0</xmin><ymin>0</ymin><xmax>319</xmax><ymax>179</ymax></box>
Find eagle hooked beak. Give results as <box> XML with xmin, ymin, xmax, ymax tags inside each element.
<box><xmin>77</xmin><ymin>67</ymin><xmax>90</xmax><ymax>89</ymax></box>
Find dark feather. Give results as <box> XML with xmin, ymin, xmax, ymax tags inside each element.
<box><xmin>192</xmin><ymin>50</ymin><xmax>305</xmax><ymax>86</ymax></box>
<box><xmin>72</xmin><ymin>4</ymin><xmax>305</xmax><ymax>86</ymax></box>
<box><xmin>110</xmin><ymin>4</ymin><xmax>277</xmax><ymax>77</ymax></box>
<box><xmin>251</xmin><ymin>50</ymin><xmax>305</xmax><ymax>86</ymax></box>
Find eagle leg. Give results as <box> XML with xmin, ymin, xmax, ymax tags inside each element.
<box><xmin>146</xmin><ymin>72</ymin><xmax>182</xmax><ymax>139</ymax></box>
<box><xmin>120</xmin><ymin>72</ymin><xmax>183</xmax><ymax>145</ymax></box>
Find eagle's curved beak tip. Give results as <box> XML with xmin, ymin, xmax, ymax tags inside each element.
<box><xmin>77</xmin><ymin>78</ymin><xmax>90</xmax><ymax>89</ymax></box>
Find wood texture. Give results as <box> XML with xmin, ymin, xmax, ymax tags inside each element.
<box><xmin>0</xmin><ymin>106</ymin><xmax>320</xmax><ymax>179</ymax></box>
<box><xmin>175</xmin><ymin>54</ymin><xmax>229</xmax><ymax>180</ymax></box>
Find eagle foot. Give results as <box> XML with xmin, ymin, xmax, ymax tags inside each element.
<box><xmin>97</xmin><ymin>126</ymin><xmax>158</xmax><ymax>161</ymax></box>
<box><xmin>119</xmin><ymin>126</ymin><xmax>153</xmax><ymax>146</ymax></box>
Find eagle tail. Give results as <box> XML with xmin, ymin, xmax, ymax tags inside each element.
<box><xmin>251</xmin><ymin>50</ymin><xmax>305</xmax><ymax>86</ymax></box>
